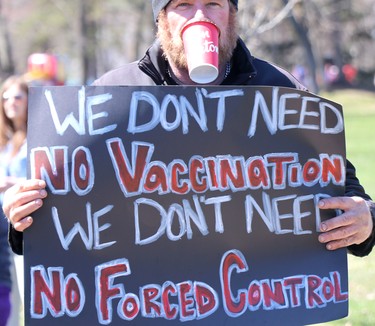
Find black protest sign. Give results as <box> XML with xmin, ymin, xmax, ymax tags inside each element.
<box><xmin>25</xmin><ymin>86</ymin><xmax>348</xmax><ymax>325</ymax></box>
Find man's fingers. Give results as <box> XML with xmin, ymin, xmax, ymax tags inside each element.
<box><xmin>13</xmin><ymin>216</ymin><xmax>33</xmax><ymax>232</ymax></box>
<box><xmin>319</xmin><ymin>212</ymin><xmax>353</xmax><ymax>232</ymax></box>
<box><xmin>2</xmin><ymin>179</ymin><xmax>46</xmax><ymax>215</ymax></box>
<box><xmin>4</xmin><ymin>190</ymin><xmax>46</xmax><ymax>223</ymax></box>
<box><xmin>321</xmin><ymin>237</ymin><xmax>353</xmax><ymax>251</ymax></box>
<box><xmin>9</xmin><ymin>198</ymin><xmax>44</xmax><ymax>225</ymax></box>
<box><xmin>319</xmin><ymin>222</ymin><xmax>356</xmax><ymax>244</ymax></box>
<box><xmin>319</xmin><ymin>196</ymin><xmax>352</xmax><ymax>211</ymax></box>
<box><xmin>319</xmin><ymin>196</ymin><xmax>367</xmax><ymax>212</ymax></box>
<box><xmin>2</xmin><ymin>179</ymin><xmax>47</xmax><ymax>230</ymax></box>
<box><xmin>11</xmin><ymin>189</ymin><xmax>47</xmax><ymax>210</ymax></box>
<box><xmin>17</xmin><ymin>179</ymin><xmax>46</xmax><ymax>192</ymax></box>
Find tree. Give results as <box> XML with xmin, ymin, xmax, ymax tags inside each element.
<box><xmin>78</xmin><ymin>0</ymin><xmax>98</xmax><ymax>84</ymax></box>
<box><xmin>0</xmin><ymin>0</ymin><xmax>15</xmax><ymax>78</ymax></box>
<box><xmin>238</xmin><ymin>0</ymin><xmax>319</xmax><ymax>90</ymax></box>
<box><xmin>281</xmin><ymin>0</ymin><xmax>319</xmax><ymax>93</ymax></box>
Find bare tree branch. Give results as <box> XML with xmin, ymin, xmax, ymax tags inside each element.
<box><xmin>256</xmin><ymin>0</ymin><xmax>302</xmax><ymax>34</ymax></box>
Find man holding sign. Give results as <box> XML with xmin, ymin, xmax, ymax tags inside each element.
<box><xmin>2</xmin><ymin>0</ymin><xmax>375</xmax><ymax>324</ymax></box>
<box><xmin>5</xmin><ymin>0</ymin><xmax>374</xmax><ymax>258</ymax></box>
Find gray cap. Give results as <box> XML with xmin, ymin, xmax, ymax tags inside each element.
<box><xmin>152</xmin><ymin>0</ymin><xmax>238</xmax><ymax>22</ymax></box>
<box><xmin>152</xmin><ymin>0</ymin><xmax>171</xmax><ymax>21</ymax></box>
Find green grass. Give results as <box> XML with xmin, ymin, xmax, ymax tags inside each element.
<box><xmin>324</xmin><ymin>89</ymin><xmax>375</xmax><ymax>197</ymax></box>
<box><xmin>317</xmin><ymin>89</ymin><xmax>375</xmax><ymax>326</ymax></box>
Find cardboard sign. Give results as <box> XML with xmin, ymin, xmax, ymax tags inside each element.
<box><xmin>25</xmin><ymin>86</ymin><xmax>348</xmax><ymax>325</ymax></box>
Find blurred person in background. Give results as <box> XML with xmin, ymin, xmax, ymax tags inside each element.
<box><xmin>0</xmin><ymin>75</ymin><xmax>28</xmax><ymax>326</ymax></box>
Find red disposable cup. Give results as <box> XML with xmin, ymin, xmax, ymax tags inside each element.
<box><xmin>181</xmin><ymin>21</ymin><xmax>220</xmax><ymax>84</ymax></box>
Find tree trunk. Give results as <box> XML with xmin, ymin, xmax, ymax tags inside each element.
<box><xmin>131</xmin><ymin>1</ymin><xmax>155</xmax><ymax>61</ymax></box>
<box><xmin>328</xmin><ymin>0</ymin><xmax>347</xmax><ymax>86</ymax></box>
<box><xmin>0</xmin><ymin>0</ymin><xmax>15</xmax><ymax>77</ymax></box>
<box><xmin>281</xmin><ymin>0</ymin><xmax>319</xmax><ymax>93</ymax></box>
<box><xmin>78</xmin><ymin>0</ymin><xmax>97</xmax><ymax>84</ymax></box>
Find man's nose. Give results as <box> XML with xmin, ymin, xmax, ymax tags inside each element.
<box><xmin>193</xmin><ymin>7</ymin><xmax>208</xmax><ymax>20</ymax></box>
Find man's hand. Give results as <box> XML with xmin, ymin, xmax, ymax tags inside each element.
<box><xmin>2</xmin><ymin>179</ymin><xmax>47</xmax><ymax>232</ymax></box>
<box><xmin>318</xmin><ymin>196</ymin><xmax>373</xmax><ymax>250</ymax></box>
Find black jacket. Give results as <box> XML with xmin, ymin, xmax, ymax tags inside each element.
<box><xmin>10</xmin><ymin>38</ymin><xmax>375</xmax><ymax>256</ymax></box>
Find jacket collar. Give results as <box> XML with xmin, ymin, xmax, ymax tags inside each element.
<box><xmin>223</xmin><ymin>38</ymin><xmax>257</xmax><ymax>85</ymax></box>
<box><xmin>138</xmin><ymin>40</ymin><xmax>171</xmax><ymax>85</ymax></box>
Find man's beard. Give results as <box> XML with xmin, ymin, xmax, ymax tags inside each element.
<box><xmin>157</xmin><ymin>10</ymin><xmax>238</xmax><ymax>71</ymax></box>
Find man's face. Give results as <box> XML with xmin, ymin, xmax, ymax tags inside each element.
<box><xmin>157</xmin><ymin>0</ymin><xmax>238</xmax><ymax>70</ymax></box>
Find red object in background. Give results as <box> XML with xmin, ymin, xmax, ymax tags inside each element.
<box><xmin>342</xmin><ymin>64</ymin><xmax>357</xmax><ymax>84</ymax></box>
<box><xmin>28</xmin><ymin>53</ymin><xmax>57</xmax><ymax>79</ymax></box>
<box><xmin>26</xmin><ymin>53</ymin><xmax>65</xmax><ymax>85</ymax></box>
